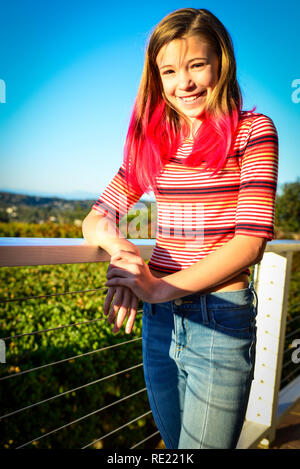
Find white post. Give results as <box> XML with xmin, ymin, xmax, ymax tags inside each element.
<box><xmin>245</xmin><ymin>250</ymin><xmax>293</xmax><ymax>444</ymax></box>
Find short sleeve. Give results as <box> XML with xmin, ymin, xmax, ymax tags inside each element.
<box><xmin>235</xmin><ymin>114</ymin><xmax>279</xmax><ymax>241</ymax></box>
<box><xmin>92</xmin><ymin>162</ymin><xmax>144</xmax><ymax>226</ymax></box>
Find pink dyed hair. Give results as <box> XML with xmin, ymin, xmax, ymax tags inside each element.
<box><xmin>123</xmin><ymin>8</ymin><xmax>253</xmax><ymax>194</ymax></box>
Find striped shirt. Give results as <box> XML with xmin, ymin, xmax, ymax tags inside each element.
<box><xmin>92</xmin><ymin>111</ymin><xmax>279</xmax><ymax>276</ymax></box>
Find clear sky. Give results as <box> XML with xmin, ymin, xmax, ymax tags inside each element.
<box><xmin>0</xmin><ymin>0</ymin><xmax>299</xmax><ymax>200</ymax></box>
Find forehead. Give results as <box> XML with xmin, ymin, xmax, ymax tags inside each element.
<box><xmin>156</xmin><ymin>35</ymin><xmax>213</xmax><ymax>67</ymax></box>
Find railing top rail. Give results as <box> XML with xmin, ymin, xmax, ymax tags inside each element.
<box><xmin>0</xmin><ymin>237</ymin><xmax>299</xmax><ymax>248</ymax></box>
<box><xmin>0</xmin><ymin>237</ymin><xmax>299</xmax><ymax>268</ymax></box>
<box><xmin>0</xmin><ymin>237</ymin><xmax>156</xmax><ymax>246</ymax></box>
<box><xmin>0</xmin><ymin>238</ymin><xmax>156</xmax><ymax>267</ymax></box>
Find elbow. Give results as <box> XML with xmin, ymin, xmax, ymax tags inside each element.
<box><xmin>81</xmin><ymin>217</ymin><xmax>88</xmax><ymax>238</ymax></box>
<box><xmin>252</xmin><ymin>252</ymin><xmax>263</xmax><ymax>265</ymax></box>
<box><xmin>81</xmin><ymin>219</ymin><xmax>91</xmax><ymax>244</ymax></box>
<box><xmin>256</xmin><ymin>238</ymin><xmax>268</xmax><ymax>263</ymax></box>
<box><xmin>82</xmin><ymin>214</ymin><xmax>96</xmax><ymax>244</ymax></box>
<box><xmin>251</xmin><ymin>241</ymin><xmax>268</xmax><ymax>265</ymax></box>
<box><xmin>256</xmin><ymin>249</ymin><xmax>266</xmax><ymax>264</ymax></box>
<box><xmin>234</xmin><ymin>234</ymin><xmax>268</xmax><ymax>265</ymax></box>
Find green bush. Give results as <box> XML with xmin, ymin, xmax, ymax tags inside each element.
<box><xmin>0</xmin><ymin>221</ymin><xmax>83</xmax><ymax>238</ymax></box>
<box><xmin>0</xmin><ymin>262</ymin><xmax>155</xmax><ymax>449</ymax></box>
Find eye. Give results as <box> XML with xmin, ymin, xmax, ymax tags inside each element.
<box><xmin>192</xmin><ymin>62</ymin><xmax>205</xmax><ymax>69</ymax></box>
<box><xmin>162</xmin><ymin>69</ymin><xmax>174</xmax><ymax>75</ymax></box>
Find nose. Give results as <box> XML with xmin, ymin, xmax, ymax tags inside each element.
<box><xmin>178</xmin><ymin>69</ymin><xmax>195</xmax><ymax>90</ymax></box>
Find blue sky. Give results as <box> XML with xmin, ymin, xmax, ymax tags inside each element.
<box><xmin>0</xmin><ymin>0</ymin><xmax>299</xmax><ymax>200</ymax></box>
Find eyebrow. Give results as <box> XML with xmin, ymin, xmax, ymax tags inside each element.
<box><xmin>159</xmin><ymin>57</ymin><xmax>208</xmax><ymax>69</ymax></box>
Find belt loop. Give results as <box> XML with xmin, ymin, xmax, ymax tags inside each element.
<box><xmin>149</xmin><ymin>303</ymin><xmax>155</xmax><ymax>315</ymax></box>
<box><xmin>144</xmin><ymin>301</ymin><xmax>155</xmax><ymax>316</ymax></box>
<box><xmin>200</xmin><ymin>294</ymin><xmax>209</xmax><ymax>325</ymax></box>
<box><xmin>249</xmin><ymin>280</ymin><xmax>258</xmax><ymax>310</ymax></box>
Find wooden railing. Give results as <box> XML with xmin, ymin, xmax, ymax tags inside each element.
<box><xmin>0</xmin><ymin>237</ymin><xmax>299</xmax><ymax>449</ymax></box>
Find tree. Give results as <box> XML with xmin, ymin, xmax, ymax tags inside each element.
<box><xmin>275</xmin><ymin>179</ymin><xmax>300</xmax><ymax>233</ymax></box>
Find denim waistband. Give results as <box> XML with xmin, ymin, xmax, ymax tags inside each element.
<box><xmin>150</xmin><ymin>280</ymin><xmax>258</xmax><ymax>312</ymax></box>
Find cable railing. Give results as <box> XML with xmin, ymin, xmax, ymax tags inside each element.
<box><xmin>0</xmin><ymin>336</ymin><xmax>142</xmax><ymax>382</ymax></box>
<box><xmin>0</xmin><ymin>293</ymin><xmax>153</xmax><ymax>449</ymax></box>
<box><xmin>0</xmin><ymin>362</ymin><xmax>144</xmax><ymax>420</ymax></box>
<box><xmin>0</xmin><ymin>239</ymin><xmax>160</xmax><ymax>449</ymax></box>
<box><xmin>0</xmin><ymin>237</ymin><xmax>300</xmax><ymax>450</ymax></box>
<box><xmin>15</xmin><ymin>388</ymin><xmax>148</xmax><ymax>449</ymax></box>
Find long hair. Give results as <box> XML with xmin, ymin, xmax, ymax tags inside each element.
<box><xmin>123</xmin><ymin>8</ymin><xmax>247</xmax><ymax>194</ymax></box>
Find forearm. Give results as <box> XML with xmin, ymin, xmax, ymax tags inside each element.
<box><xmin>155</xmin><ymin>235</ymin><xmax>263</xmax><ymax>302</ymax></box>
<box><xmin>82</xmin><ymin>212</ymin><xmax>139</xmax><ymax>256</ymax></box>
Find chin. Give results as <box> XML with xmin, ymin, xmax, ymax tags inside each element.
<box><xmin>185</xmin><ymin>109</ymin><xmax>206</xmax><ymax>120</ymax></box>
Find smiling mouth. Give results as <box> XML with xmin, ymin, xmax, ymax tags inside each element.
<box><xmin>177</xmin><ymin>90</ymin><xmax>207</xmax><ymax>103</ymax></box>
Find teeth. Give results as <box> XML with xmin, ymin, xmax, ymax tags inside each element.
<box><xmin>179</xmin><ymin>92</ymin><xmax>205</xmax><ymax>102</ymax></box>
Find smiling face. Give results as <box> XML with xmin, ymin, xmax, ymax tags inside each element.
<box><xmin>156</xmin><ymin>35</ymin><xmax>220</xmax><ymax>127</ymax></box>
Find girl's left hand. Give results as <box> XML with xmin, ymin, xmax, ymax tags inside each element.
<box><xmin>105</xmin><ymin>250</ymin><xmax>162</xmax><ymax>303</ymax></box>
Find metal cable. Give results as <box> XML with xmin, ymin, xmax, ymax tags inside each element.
<box><xmin>287</xmin><ymin>304</ymin><xmax>300</xmax><ymax>312</ymax></box>
<box><xmin>0</xmin><ymin>336</ymin><xmax>142</xmax><ymax>381</ymax></box>
<box><xmin>16</xmin><ymin>387</ymin><xmax>147</xmax><ymax>449</ymax></box>
<box><xmin>1</xmin><ymin>317</ymin><xmax>106</xmax><ymax>341</ymax></box>
<box><xmin>0</xmin><ymin>362</ymin><xmax>143</xmax><ymax>420</ymax></box>
<box><xmin>0</xmin><ymin>287</ymin><xmax>107</xmax><ymax>304</ymax></box>
<box><xmin>1</xmin><ymin>310</ymin><xmax>142</xmax><ymax>341</ymax></box>
<box><xmin>283</xmin><ymin>347</ymin><xmax>291</xmax><ymax>356</ymax></box>
<box><xmin>130</xmin><ymin>431</ymin><xmax>160</xmax><ymax>449</ymax></box>
<box><xmin>81</xmin><ymin>410</ymin><xmax>152</xmax><ymax>449</ymax></box>
<box><xmin>286</xmin><ymin>314</ymin><xmax>300</xmax><ymax>325</ymax></box>
<box><xmin>286</xmin><ymin>327</ymin><xmax>300</xmax><ymax>340</ymax></box>
<box><xmin>280</xmin><ymin>364</ymin><xmax>300</xmax><ymax>386</ymax></box>
<box><xmin>282</xmin><ymin>359</ymin><xmax>293</xmax><ymax>370</ymax></box>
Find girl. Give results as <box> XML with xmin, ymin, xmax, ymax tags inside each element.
<box><xmin>82</xmin><ymin>8</ymin><xmax>278</xmax><ymax>449</ymax></box>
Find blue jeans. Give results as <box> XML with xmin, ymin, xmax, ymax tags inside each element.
<box><xmin>142</xmin><ymin>281</ymin><xmax>258</xmax><ymax>449</ymax></box>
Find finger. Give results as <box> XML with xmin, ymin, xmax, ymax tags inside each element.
<box><xmin>107</xmin><ymin>266</ymin><xmax>135</xmax><ymax>279</ymax></box>
<box><xmin>106</xmin><ymin>261</ymin><xmax>124</xmax><ymax>277</ymax></box>
<box><xmin>125</xmin><ymin>294</ymin><xmax>139</xmax><ymax>334</ymax></box>
<box><xmin>105</xmin><ymin>277</ymin><xmax>131</xmax><ymax>289</ymax></box>
<box><xmin>106</xmin><ymin>261</ymin><xmax>129</xmax><ymax>278</ymax></box>
<box><xmin>103</xmin><ymin>286</ymin><xmax>116</xmax><ymax>315</ymax></box>
<box><xmin>113</xmin><ymin>287</ymin><xmax>131</xmax><ymax>333</ymax></box>
<box><xmin>108</xmin><ymin>287</ymin><xmax>123</xmax><ymax>324</ymax></box>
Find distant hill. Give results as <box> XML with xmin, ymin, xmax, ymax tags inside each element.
<box><xmin>0</xmin><ymin>188</ymin><xmax>102</xmax><ymax>200</ymax></box>
<box><xmin>0</xmin><ymin>190</ymin><xmax>95</xmax><ymax>206</ymax></box>
<box><xmin>0</xmin><ymin>191</ymin><xmax>95</xmax><ymax>224</ymax></box>
<box><xmin>0</xmin><ymin>191</ymin><xmax>156</xmax><ymax>225</ymax></box>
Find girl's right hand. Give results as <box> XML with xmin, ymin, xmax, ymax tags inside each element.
<box><xmin>103</xmin><ymin>285</ymin><xmax>139</xmax><ymax>334</ymax></box>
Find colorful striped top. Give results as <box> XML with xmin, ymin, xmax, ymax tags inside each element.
<box><xmin>92</xmin><ymin>111</ymin><xmax>279</xmax><ymax>276</ymax></box>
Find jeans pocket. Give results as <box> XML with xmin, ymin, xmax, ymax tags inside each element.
<box><xmin>210</xmin><ymin>305</ymin><xmax>256</xmax><ymax>333</ymax></box>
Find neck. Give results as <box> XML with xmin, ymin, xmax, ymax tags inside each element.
<box><xmin>188</xmin><ymin>118</ymin><xmax>203</xmax><ymax>139</ymax></box>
